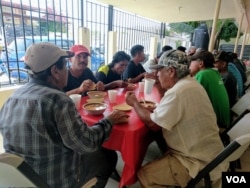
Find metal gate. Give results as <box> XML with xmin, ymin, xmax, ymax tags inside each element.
<box><xmin>0</xmin><ymin>0</ymin><xmax>163</xmax><ymax>86</ymax></box>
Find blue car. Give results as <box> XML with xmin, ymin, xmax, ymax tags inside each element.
<box><xmin>1</xmin><ymin>36</ymin><xmax>105</xmax><ymax>81</ymax></box>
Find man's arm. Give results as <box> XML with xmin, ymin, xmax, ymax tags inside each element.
<box><xmin>125</xmin><ymin>92</ymin><xmax>161</xmax><ymax>131</ymax></box>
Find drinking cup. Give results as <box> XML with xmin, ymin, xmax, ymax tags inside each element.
<box><xmin>144</xmin><ymin>78</ymin><xmax>156</xmax><ymax>94</ymax></box>
<box><xmin>69</xmin><ymin>94</ymin><xmax>81</xmax><ymax>109</ymax></box>
<box><xmin>138</xmin><ymin>82</ymin><xmax>145</xmax><ymax>92</ymax></box>
<box><xmin>108</xmin><ymin>90</ymin><xmax>118</xmax><ymax>103</ymax></box>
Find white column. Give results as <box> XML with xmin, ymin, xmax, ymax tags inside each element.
<box><xmin>240</xmin><ymin>26</ymin><xmax>249</xmax><ymax>59</ymax></box>
<box><xmin>234</xmin><ymin>13</ymin><xmax>244</xmax><ymax>53</ymax></box>
<box><xmin>208</xmin><ymin>0</ymin><xmax>221</xmax><ymax>52</ymax></box>
<box><xmin>78</xmin><ymin>27</ymin><xmax>91</xmax><ymax>68</ymax></box>
<box><xmin>149</xmin><ymin>37</ymin><xmax>158</xmax><ymax>60</ymax></box>
<box><xmin>108</xmin><ymin>31</ymin><xmax>117</xmax><ymax>64</ymax></box>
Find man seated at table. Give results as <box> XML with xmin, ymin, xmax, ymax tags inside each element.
<box><xmin>64</xmin><ymin>44</ymin><xmax>106</xmax><ymax>96</ymax></box>
<box><xmin>122</xmin><ymin>44</ymin><xmax>155</xmax><ymax>83</ymax></box>
<box><xmin>0</xmin><ymin>42</ymin><xmax>129</xmax><ymax>188</ymax></box>
<box><xmin>95</xmin><ymin>51</ymin><xmax>130</xmax><ymax>89</ymax></box>
<box><xmin>125</xmin><ymin>50</ymin><xmax>228</xmax><ymax>187</ymax></box>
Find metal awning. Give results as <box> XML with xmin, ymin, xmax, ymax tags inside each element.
<box><xmin>96</xmin><ymin>0</ymin><xmax>250</xmax><ymax>32</ymax></box>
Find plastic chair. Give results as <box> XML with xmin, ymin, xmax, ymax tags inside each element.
<box><xmin>0</xmin><ymin>153</ymin><xmax>97</xmax><ymax>188</ymax></box>
<box><xmin>231</xmin><ymin>92</ymin><xmax>250</xmax><ymax>117</ymax></box>
<box><xmin>220</xmin><ymin>112</ymin><xmax>250</xmax><ymax>170</ymax></box>
<box><xmin>186</xmin><ymin>134</ymin><xmax>250</xmax><ymax>188</ymax></box>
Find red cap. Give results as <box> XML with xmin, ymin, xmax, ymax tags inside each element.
<box><xmin>70</xmin><ymin>44</ymin><xmax>90</xmax><ymax>56</ymax></box>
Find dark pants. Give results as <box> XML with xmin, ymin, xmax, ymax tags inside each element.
<box><xmin>78</xmin><ymin>147</ymin><xmax>117</xmax><ymax>188</ymax></box>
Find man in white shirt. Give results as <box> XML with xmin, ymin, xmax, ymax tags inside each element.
<box><xmin>126</xmin><ymin>50</ymin><xmax>228</xmax><ymax>187</ymax></box>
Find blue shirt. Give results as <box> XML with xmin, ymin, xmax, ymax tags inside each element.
<box><xmin>228</xmin><ymin>62</ymin><xmax>244</xmax><ymax>97</ymax></box>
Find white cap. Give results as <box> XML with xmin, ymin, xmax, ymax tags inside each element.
<box><xmin>24</xmin><ymin>42</ymin><xmax>74</xmax><ymax>73</ymax></box>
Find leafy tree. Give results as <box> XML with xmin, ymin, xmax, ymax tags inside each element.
<box><xmin>40</xmin><ymin>21</ymin><xmax>66</xmax><ymax>35</ymax></box>
<box><xmin>168</xmin><ymin>19</ymin><xmax>241</xmax><ymax>49</ymax></box>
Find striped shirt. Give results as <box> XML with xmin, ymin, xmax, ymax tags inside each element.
<box><xmin>0</xmin><ymin>79</ymin><xmax>113</xmax><ymax>188</ymax></box>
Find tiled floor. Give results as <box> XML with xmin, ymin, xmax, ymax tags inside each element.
<box><xmin>106</xmin><ymin>141</ymin><xmax>250</xmax><ymax>188</ymax></box>
<box><xmin>0</xmin><ymin>135</ymin><xmax>250</xmax><ymax>188</ymax></box>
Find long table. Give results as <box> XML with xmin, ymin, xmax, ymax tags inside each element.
<box><xmin>79</xmin><ymin>84</ymin><xmax>161</xmax><ymax>188</ymax></box>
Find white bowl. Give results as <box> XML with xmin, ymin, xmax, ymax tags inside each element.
<box><xmin>83</xmin><ymin>102</ymin><xmax>107</xmax><ymax>115</ymax></box>
<box><xmin>87</xmin><ymin>91</ymin><xmax>106</xmax><ymax>99</ymax></box>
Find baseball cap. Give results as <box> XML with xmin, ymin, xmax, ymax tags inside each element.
<box><xmin>70</xmin><ymin>44</ymin><xmax>90</xmax><ymax>56</ymax></box>
<box><xmin>24</xmin><ymin>42</ymin><xmax>74</xmax><ymax>73</ymax></box>
<box><xmin>149</xmin><ymin>50</ymin><xmax>188</xmax><ymax>70</ymax></box>
<box><xmin>214</xmin><ymin>51</ymin><xmax>228</xmax><ymax>62</ymax></box>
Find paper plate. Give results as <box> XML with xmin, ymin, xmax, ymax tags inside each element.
<box><xmin>113</xmin><ymin>103</ymin><xmax>132</xmax><ymax>111</ymax></box>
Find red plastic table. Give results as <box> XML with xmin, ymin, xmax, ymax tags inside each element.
<box><xmin>79</xmin><ymin>85</ymin><xmax>160</xmax><ymax>188</ymax></box>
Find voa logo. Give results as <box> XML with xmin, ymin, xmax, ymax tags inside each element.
<box><xmin>226</xmin><ymin>176</ymin><xmax>246</xmax><ymax>183</ymax></box>
<box><xmin>222</xmin><ymin>172</ymin><xmax>250</xmax><ymax>188</ymax></box>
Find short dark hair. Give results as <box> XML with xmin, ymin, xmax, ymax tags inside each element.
<box><xmin>110</xmin><ymin>51</ymin><xmax>131</xmax><ymax>67</ymax></box>
<box><xmin>162</xmin><ymin>45</ymin><xmax>173</xmax><ymax>52</ymax></box>
<box><xmin>177</xmin><ymin>46</ymin><xmax>186</xmax><ymax>52</ymax></box>
<box><xmin>25</xmin><ymin>57</ymin><xmax>66</xmax><ymax>80</ymax></box>
<box><xmin>130</xmin><ymin>45</ymin><xmax>144</xmax><ymax>57</ymax></box>
<box><xmin>191</xmin><ymin>50</ymin><xmax>215</xmax><ymax>68</ymax></box>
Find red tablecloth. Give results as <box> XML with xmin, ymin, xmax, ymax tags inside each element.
<box><xmin>79</xmin><ymin>84</ymin><xmax>160</xmax><ymax>188</ymax></box>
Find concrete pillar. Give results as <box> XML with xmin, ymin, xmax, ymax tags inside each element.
<box><xmin>149</xmin><ymin>37</ymin><xmax>158</xmax><ymax>60</ymax></box>
<box><xmin>78</xmin><ymin>27</ymin><xmax>91</xmax><ymax>68</ymax></box>
<box><xmin>208</xmin><ymin>0</ymin><xmax>221</xmax><ymax>52</ymax></box>
<box><xmin>234</xmin><ymin>13</ymin><xmax>244</xmax><ymax>53</ymax></box>
<box><xmin>108</xmin><ymin>31</ymin><xmax>117</xmax><ymax>64</ymax></box>
<box><xmin>240</xmin><ymin>26</ymin><xmax>249</xmax><ymax>59</ymax></box>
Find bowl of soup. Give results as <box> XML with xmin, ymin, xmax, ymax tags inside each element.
<box><xmin>87</xmin><ymin>91</ymin><xmax>106</xmax><ymax>99</ymax></box>
<box><xmin>83</xmin><ymin>102</ymin><xmax>107</xmax><ymax>115</ymax></box>
<box><xmin>139</xmin><ymin>100</ymin><xmax>157</xmax><ymax>111</ymax></box>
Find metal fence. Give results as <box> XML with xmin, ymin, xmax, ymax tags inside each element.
<box><xmin>0</xmin><ymin>0</ymin><xmax>164</xmax><ymax>87</ymax></box>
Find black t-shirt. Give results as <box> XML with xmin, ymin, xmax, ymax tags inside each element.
<box><xmin>222</xmin><ymin>72</ymin><xmax>237</xmax><ymax>107</ymax></box>
<box><xmin>64</xmin><ymin>67</ymin><xmax>97</xmax><ymax>92</ymax></box>
<box><xmin>95</xmin><ymin>65</ymin><xmax>121</xmax><ymax>84</ymax></box>
<box><xmin>122</xmin><ymin>60</ymin><xmax>145</xmax><ymax>80</ymax></box>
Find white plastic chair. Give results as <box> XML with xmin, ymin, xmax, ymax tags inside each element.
<box><xmin>231</xmin><ymin>92</ymin><xmax>250</xmax><ymax>117</ymax></box>
<box><xmin>227</xmin><ymin>113</ymin><xmax>250</xmax><ymax>140</ymax></box>
<box><xmin>0</xmin><ymin>153</ymin><xmax>50</xmax><ymax>187</ymax></box>
<box><xmin>0</xmin><ymin>153</ymin><xmax>97</xmax><ymax>188</ymax></box>
<box><xmin>186</xmin><ymin>134</ymin><xmax>250</xmax><ymax>188</ymax></box>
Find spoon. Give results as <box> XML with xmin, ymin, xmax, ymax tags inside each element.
<box><xmin>141</xmin><ymin>97</ymin><xmax>146</xmax><ymax>105</ymax></box>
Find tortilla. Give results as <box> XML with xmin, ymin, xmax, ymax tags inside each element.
<box><xmin>113</xmin><ymin>103</ymin><xmax>132</xmax><ymax>111</ymax></box>
<box><xmin>89</xmin><ymin>83</ymin><xmax>96</xmax><ymax>90</ymax></box>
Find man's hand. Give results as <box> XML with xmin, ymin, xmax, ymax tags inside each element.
<box><xmin>114</xmin><ymin>80</ymin><xmax>129</xmax><ymax>88</ymax></box>
<box><xmin>125</xmin><ymin>91</ymin><xmax>138</xmax><ymax>107</ymax></box>
<box><xmin>106</xmin><ymin>110</ymin><xmax>129</xmax><ymax>125</ymax></box>
<box><xmin>79</xmin><ymin>79</ymin><xmax>94</xmax><ymax>93</ymax></box>
<box><xmin>96</xmin><ymin>81</ymin><xmax>105</xmax><ymax>91</ymax></box>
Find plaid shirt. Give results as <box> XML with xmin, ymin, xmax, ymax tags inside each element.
<box><xmin>0</xmin><ymin>79</ymin><xmax>113</xmax><ymax>188</ymax></box>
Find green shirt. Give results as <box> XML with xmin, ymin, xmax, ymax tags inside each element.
<box><xmin>195</xmin><ymin>69</ymin><xmax>230</xmax><ymax>128</ymax></box>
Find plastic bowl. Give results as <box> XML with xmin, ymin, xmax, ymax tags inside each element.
<box><xmin>87</xmin><ymin>91</ymin><xmax>106</xmax><ymax>99</ymax></box>
<box><xmin>83</xmin><ymin>102</ymin><xmax>107</xmax><ymax>115</ymax></box>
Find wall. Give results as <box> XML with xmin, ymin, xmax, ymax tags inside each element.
<box><xmin>0</xmin><ymin>85</ymin><xmax>21</xmax><ymax>109</ymax></box>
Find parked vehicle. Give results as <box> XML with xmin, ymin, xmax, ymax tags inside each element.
<box><xmin>1</xmin><ymin>36</ymin><xmax>105</xmax><ymax>82</ymax></box>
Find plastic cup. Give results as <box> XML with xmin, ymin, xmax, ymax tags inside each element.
<box><xmin>69</xmin><ymin>94</ymin><xmax>81</xmax><ymax>109</ymax></box>
<box><xmin>144</xmin><ymin>78</ymin><xmax>156</xmax><ymax>94</ymax></box>
<box><xmin>138</xmin><ymin>82</ymin><xmax>145</xmax><ymax>92</ymax></box>
<box><xmin>108</xmin><ymin>90</ymin><xmax>118</xmax><ymax>103</ymax></box>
